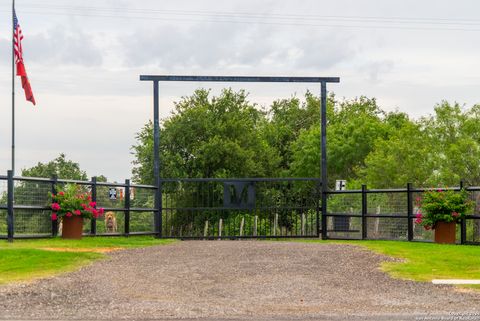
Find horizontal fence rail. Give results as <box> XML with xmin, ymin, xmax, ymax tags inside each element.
<box><xmin>1</xmin><ymin>172</ymin><xmax>480</xmax><ymax>244</ymax></box>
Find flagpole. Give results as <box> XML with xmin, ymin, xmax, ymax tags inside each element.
<box><xmin>11</xmin><ymin>0</ymin><xmax>15</xmax><ymax>175</ymax></box>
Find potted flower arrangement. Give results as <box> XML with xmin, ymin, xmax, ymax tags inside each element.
<box><xmin>415</xmin><ymin>188</ymin><xmax>473</xmax><ymax>244</ymax></box>
<box><xmin>51</xmin><ymin>184</ymin><xmax>105</xmax><ymax>239</ymax></box>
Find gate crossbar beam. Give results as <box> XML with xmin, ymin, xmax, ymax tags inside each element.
<box><xmin>140</xmin><ymin>75</ymin><xmax>340</xmax><ymax>83</ymax></box>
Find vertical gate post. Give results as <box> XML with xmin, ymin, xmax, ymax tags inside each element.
<box><xmin>320</xmin><ymin>81</ymin><xmax>328</xmax><ymax>240</ymax></box>
<box><xmin>51</xmin><ymin>175</ymin><xmax>58</xmax><ymax>237</ymax></box>
<box><xmin>7</xmin><ymin>170</ymin><xmax>14</xmax><ymax>242</ymax></box>
<box><xmin>124</xmin><ymin>179</ymin><xmax>130</xmax><ymax>236</ymax></box>
<box><xmin>361</xmin><ymin>184</ymin><xmax>367</xmax><ymax>239</ymax></box>
<box><xmin>460</xmin><ymin>180</ymin><xmax>466</xmax><ymax>244</ymax></box>
<box><xmin>407</xmin><ymin>183</ymin><xmax>413</xmax><ymax>241</ymax></box>
<box><xmin>90</xmin><ymin>176</ymin><xmax>97</xmax><ymax>236</ymax></box>
<box><xmin>153</xmin><ymin>80</ymin><xmax>162</xmax><ymax>238</ymax></box>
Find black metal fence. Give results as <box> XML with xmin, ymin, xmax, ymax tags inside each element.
<box><xmin>160</xmin><ymin>178</ymin><xmax>321</xmax><ymax>239</ymax></box>
<box><xmin>0</xmin><ymin>171</ymin><xmax>159</xmax><ymax>239</ymax></box>
<box><xmin>1</xmin><ymin>171</ymin><xmax>480</xmax><ymax>244</ymax></box>
<box><xmin>326</xmin><ymin>184</ymin><xmax>480</xmax><ymax>244</ymax></box>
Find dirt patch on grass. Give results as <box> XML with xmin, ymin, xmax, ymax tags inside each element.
<box><xmin>40</xmin><ymin>247</ymin><xmax>123</xmax><ymax>253</ymax></box>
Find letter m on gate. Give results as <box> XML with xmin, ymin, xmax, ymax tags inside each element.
<box><xmin>223</xmin><ymin>181</ymin><xmax>255</xmax><ymax>209</ymax></box>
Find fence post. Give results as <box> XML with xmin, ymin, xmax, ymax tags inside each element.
<box><xmin>316</xmin><ymin>182</ymin><xmax>321</xmax><ymax>238</ymax></box>
<box><xmin>321</xmin><ymin>183</ymin><xmax>328</xmax><ymax>239</ymax></box>
<box><xmin>460</xmin><ymin>180</ymin><xmax>466</xmax><ymax>244</ymax></box>
<box><xmin>7</xmin><ymin>170</ymin><xmax>14</xmax><ymax>242</ymax></box>
<box><xmin>407</xmin><ymin>183</ymin><xmax>413</xmax><ymax>241</ymax></box>
<box><xmin>124</xmin><ymin>179</ymin><xmax>130</xmax><ymax>236</ymax></box>
<box><xmin>51</xmin><ymin>175</ymin><xmax>58</xmax><ymax>237</ymax></box>
<box><xmin>154</xmin><ymin>178</ymin><xmax>162</xmax><ymax>238</ymax></box>
<box><xmin>362</xmin><ymin>184</ymin><xmax>367</xmax><ymax>240</ymax></box>
<box><xmin>90</xmin><ymin>176</ymin><xmax>97</xmax><ymax>236</ymax></box>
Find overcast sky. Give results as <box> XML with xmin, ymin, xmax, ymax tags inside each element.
<box><xmin>0</xmin><ymin>0</ymin><xmax>479</xmax><ymax>181</ymax></box>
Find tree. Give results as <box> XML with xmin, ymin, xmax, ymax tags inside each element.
<box><xmin>261</xmin><ymin>92</ymin><xmax>333</xmax><ymax>176</ymax></box>
<box><xmin>422</xmin><ymin>101</ymin><xmax>480</xmax><ymax>186</ymax></box>
<box><xmin>361</xmin><ymin>122</ymin><xmax>435</xmax><ymax>188</ymax></box>
<box><xmin>288</xmin><ymin>97</ymin><xmax>390</xmax><ymax>185</ymax></box>
<box><xmin>22</xmin><ymin>153</ymin><xmax>88</xmax><ymax>180</ymax></box>
<box><xmin>132</xmin><ymin>88</ymin><xmax>280</xmax><ymax>184</ymax></box>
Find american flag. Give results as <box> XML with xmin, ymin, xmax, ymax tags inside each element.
<box><xmin>14</xmin><ymin>9</ymin><xmax>35</xmax><ymax>105</ymax></box>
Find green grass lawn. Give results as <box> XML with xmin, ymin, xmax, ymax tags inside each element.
<box><xmin>0</xmin><ymin>236</ymin><xmax>175</xmax><ymax>285</ymax></box>
<box><xmin>301</xmin><ymin>239</ymin><xmax>480</xmax><ymax>287</ymax></box>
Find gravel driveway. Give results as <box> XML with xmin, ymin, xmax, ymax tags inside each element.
<box><xmin>1</xmin><ymin>241</ymin><xmax>479</xmax><ymax>321</ymax></box>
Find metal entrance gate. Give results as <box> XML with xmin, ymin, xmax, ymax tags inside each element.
<box><xmin>160</xmin><ymin>177</ymin><xmax>321</xmax><ymax>239</ymax></box>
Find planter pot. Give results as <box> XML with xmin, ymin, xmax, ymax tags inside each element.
<box><xmin>62</xmin><ymin>216</ymin><xmax>84</xmax><ymax>239</ymax></box>
<box><xmin>434</xmin><ymin>221</ymin><xmax>456</xmax><ymax>244</ymax></box>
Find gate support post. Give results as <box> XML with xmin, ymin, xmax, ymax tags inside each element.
<box><xmin>153</xmin><ymin>80</ymin><xmax>162</xmax><ymax>238</ymax></box>
<box><xmin>320</xmin><ymin>81</ymin><xmax>328</xmax><ymax>240</ymax></box>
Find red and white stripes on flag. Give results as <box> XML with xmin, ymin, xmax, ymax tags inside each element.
<box><xmin>14</xmin><ymin>9</ymin><xmax>35</xmax><ymax>105</ymax></box>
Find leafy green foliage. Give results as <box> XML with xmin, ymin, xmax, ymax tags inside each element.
<box><xmin>132</xmin><ymin>89</ymin><xmax>280</xmax><ymax>183</ymax></box>
<box><xmin>21</xmin><ymin>153</ymin><xmax>88</xmax><ymax>180</ymax></box>
<box><xmin>132</xmin><ymin>89</ymin><xmax>480</xmax><ymax>190</ymax></box>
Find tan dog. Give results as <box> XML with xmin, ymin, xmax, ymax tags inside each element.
<box><xmin>105</xmin><ymin>211</ymin><xmax>118</xmax><ymax>233</ymax></box>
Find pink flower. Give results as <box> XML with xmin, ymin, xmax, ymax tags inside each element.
<box><xmin>452</xmin><ymin>212</ymin><xmax>459</xmax><ymax>217</ymax></box>
<box><xmin>89</xmin><ymin>201</ymin><xmax>96</xmax><ymax>208</ymax></box>
<box><xmin>66</xmin><ymin>212</ymin><xmax>73</xmax><ymax>217</ymax></box>
<box><xmin>98</xmin><ymin>208</ymin><xmax>105</xmax><ymax>215</ymax></box>
<box><xmin>51</xmin><ymin>213</ymin><xmax>57</xmax><ymax>221</ymax></box>
<box><xmin>416</xmin><ymin>213</ymin><xmax>422</xmax><ymax>218</ymax></box>
<box><xmin>437</xmin><ymin>188</ymin><xmax>443</xmax><ymax>192</ymax></box>
<box><xmin>81</xmin><ymin>203</ymin><xmax>87</xmax><ymax>210</ymax></box>
<box><xmin>74</xmin><ymin>210</ymin><xmax>82</xmax><ymax>216</ymax></box>
<box><xmin>58</xmin><ymin>191</ymin><xmax>65</xmax><ymax>196</ymax></box>
<box><xmin>51</xmin><ymin>203</ymin><xmax>61</xmax><ymax>211</ymax></box>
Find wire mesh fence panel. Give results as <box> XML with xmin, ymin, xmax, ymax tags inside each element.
<box><xmin>368</xmin><ymin>192</ymin><xmax>407</xmax><ymax>216</ymax></box>
<box><xmin>326</xmin><ymin>193</ymin><xmax>361</xmax><ymax>239</ymax></box>
<box><xmin>366</xmin><ymin>192</ymin><xmax>408</xmax><ymax>240</ymax></box>
<box><xmin>14</xmin><ymin>209</ymin><xmax>51</xmax><ymax>236</ymax></box>
<box><xmin>96</xmin><ymin>210</ymin><xmax>125</xmax><ymax>235</ymax></box>
<box><xmin>465</xmin><ymin>218</ymin><xmax>480</xmax><ymax>243</ymax></box>
<box><xmin>0</xmin><ymin>210</ymin><xmax>6</xmax><ymax>237</ymax></box>
<box><xmin>131</xmin><ymin>187</ymin><xmax>155</xmax><ymax>209</ymax></box>
<box><xmin>129</xmin><ymin>211</ymin><xmax>155</xmax><ymax>233</ymax></box>
<box><xmin>0</xmin><ymin>178</ymin><xmax>7</xmax><ymax>205</ymax></box>
<box><xmin>366</xmin><ymin>217</ymin><xmax>408</xmax><ymax>240</ymax></box>
<box><xmin>14</xmin><ymin>180</ymin><xmax>52</xmax><ymax>206</ymax></box>
<box><xmin>97</xmin><ymin>185</ymin><xmax>126</xmax><ymax>209</ymax></box>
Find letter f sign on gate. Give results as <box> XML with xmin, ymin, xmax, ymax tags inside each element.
<box><xmin>223</xmin><ymin>181</ymin><xmax>255</xmax><ymax>209</ymax></box>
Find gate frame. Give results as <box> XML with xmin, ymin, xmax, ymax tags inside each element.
<box><xmin>140</xmin><ymin>75</ymin><xmax>340</xmax><ymax>238</ymax></box>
